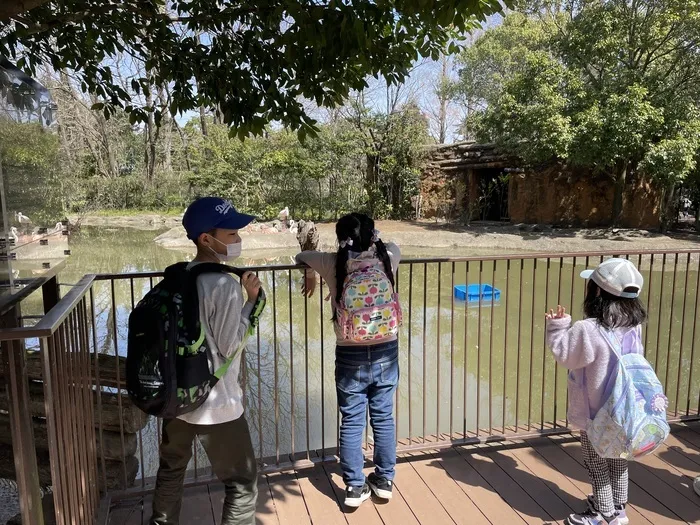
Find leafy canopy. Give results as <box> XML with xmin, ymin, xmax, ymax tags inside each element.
<box><xmin>456</xmin><ymin>1</ymin><xmax>700</xmax><ymax>185</ymax></box>
<box><xmin>0</xmin><ymin>0</ymin><xmax>508</xmax><ymax>137</ymax></box>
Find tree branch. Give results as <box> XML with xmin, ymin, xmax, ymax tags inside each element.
<box><xmin>10</xmin><ymin>3</ymin><xmax>261</xmax><ymax>37</ymax></box>
<box><xmin>0</xmin><ymin>0</ymin><xmax>51</xmax><ymax>22</ymax></box>
<box><xmin>640</xmin><ymin>22</ymin><xmax>680</xmax><ymax>74</ymax></box>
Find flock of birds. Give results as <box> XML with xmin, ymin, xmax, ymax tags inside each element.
<box><xmin>6</xmin><ymin>211</ymin><xmax>65</xmax><ymax>244</ymax></box>
<box><xmin>278</xmin><ymin>206</ymin><xmax>300</xmax><ymax>234</ymax></box>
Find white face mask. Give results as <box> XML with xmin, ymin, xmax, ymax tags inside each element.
<box><xmin>209</xmin><ymin>236</ymin><xmax>242</xmax><ymax>261</ymax></box>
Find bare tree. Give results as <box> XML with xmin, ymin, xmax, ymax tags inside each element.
<box><xmin>425</xmin><ymin>55</ymin><xmax>461</xmax><ymax>144</ymax></box>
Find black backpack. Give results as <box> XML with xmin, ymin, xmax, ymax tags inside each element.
<box><xmin>126</xmin><ymin>262</ymin><xmax>266</xmax><ymax>419</ymax></box>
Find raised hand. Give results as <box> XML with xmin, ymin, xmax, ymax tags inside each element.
<box><xmin>545</xmin><ymin>305</ymin><xmax>567</xmax><ymax>320</ymax></box>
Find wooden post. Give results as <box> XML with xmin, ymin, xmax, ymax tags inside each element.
<box><xmin>1</xmin><ymin>304</ymin><xmax>45</xmax><ymax>525</ymax></box>
<box><xmin>41</xmin><ymin>276</ymin><xmax>60</xmax><ymax>314</ymax></box>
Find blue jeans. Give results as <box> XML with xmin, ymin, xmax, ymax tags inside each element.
<box><xmin>335</xmin><ymin>340</ymin><xmax>399</xmax><ymax>488</ymax></box>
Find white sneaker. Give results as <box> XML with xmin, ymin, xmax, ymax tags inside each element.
<box><xmin>344</xmin><ymin>484</ymin><xmax>371</xmax><ymax>508</ymax></box>
<box><xmin>586</xmin><ymin>495</ymin><xmax>629</xmax><ymax>525</ymax></box>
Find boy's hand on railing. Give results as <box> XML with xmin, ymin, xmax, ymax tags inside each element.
<box><xmin>545</xmin><ymin>305</ymin><xmax>567</xmax><ymax>320</ymax></box>
<box><xmin>242</xmin><ymin>271</ymin><xmax>261</xmax><ymax>302</ymax></box>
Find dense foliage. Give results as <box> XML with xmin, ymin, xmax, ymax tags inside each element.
<box><xmin>0</xmin><ymin>96</ymin><xmax>429</xmax><ymax>223</ymax></box>
<box><xmin>455</xmin><ymin>1</ymin><xmax>700</xmax><ymax>228</ymax></box>
<box><xmin>0</xmin><ymin>0</ymin><xmax>505</xmax><ymax>225</ymax></box>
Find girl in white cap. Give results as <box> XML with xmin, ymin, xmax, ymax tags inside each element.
<box><xmin>546</xmin><ymin>258</ymin><xmax>648</xmax><ymax>525</ymax></box>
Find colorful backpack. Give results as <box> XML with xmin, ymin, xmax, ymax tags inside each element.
<box><xmin>126</xmin><ymin>262</ymin><xmax>265</xmax><ymax>419</ymax></box>
<box><xmin>586</xmin><ymin>326</ymin><xmax>669</xmax><ymax>460</ymax></box>
<box><xmin>336</xmin><ymin>264</ymin><xmax>402</xmax><ymax>343</ymax></box>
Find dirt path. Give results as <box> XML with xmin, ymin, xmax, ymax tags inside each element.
<box><xmin>317</xmin><ymin>220</ymin><xmax>700</xmax><ymax>254</ymax></box>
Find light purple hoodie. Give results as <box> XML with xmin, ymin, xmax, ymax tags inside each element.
<box><xmin>546</xmin><ymin>315</ymin><xmax>643</xmax><ymax>430</ymax></box>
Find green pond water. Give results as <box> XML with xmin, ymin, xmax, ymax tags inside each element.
<box><xmin>19</xmin><ymin>228</ymin><xmax>700</xmax><ymax>481</ymax></box>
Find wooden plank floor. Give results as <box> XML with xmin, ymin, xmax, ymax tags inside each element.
<box><xmin>107</xmin><ymin>423</ymin><xmax>700</xmax><ymax>524</ymax></box>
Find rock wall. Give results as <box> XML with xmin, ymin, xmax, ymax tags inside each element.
<box><xmin>420</xmin><ymin>142</ymin><xmax>507</xmax><ymax>221</ymax></box>
<box><xmin>420</xmin><ymin>143</ymin><xmax>662</xmax><ymax>228</ymax></box>
<box><xmin>508</xmin><ymin>166</ymin><xmax>661</xmax><ymax>228</ymax></box>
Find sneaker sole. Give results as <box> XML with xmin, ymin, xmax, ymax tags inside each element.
<box><xmin>586</xmin><ymin>495</ymin><xmax>628</xmax><ymax>525</ymax></box>
<box><xmin>566</xmin><ymin>514</ymin><xmax>627</xmax><ymax>525</ymax></box>
<box><xmin>368</xmin><ymin>481</ymin><xmax>393</xmax><ymax>500</ymax></box>
<box><xmin>344</xmin><ymin>492</ymin><xmax>371</xmax><ymax>508</ymax></box>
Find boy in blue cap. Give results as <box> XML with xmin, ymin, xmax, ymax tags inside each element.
<box><xmin>151</xmin><ymin>197</ymin><xmax>261</xmax><ymax>525</ymax></box>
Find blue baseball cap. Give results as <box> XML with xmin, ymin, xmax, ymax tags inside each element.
<box><xmin>182</xmin><ymin>197</ymin><xmax>255</xmax><ymax>241</ymax></box>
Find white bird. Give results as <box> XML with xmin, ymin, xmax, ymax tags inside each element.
<box><xmin>289</xmin><ymin>219</ymin><xmax>298</xmax><ymax>235</ymax></box>
<box><xmin>8</xmin><ymin>227</ymin><xmax>18</xmax><ymax>244</ymax></box>
<box><xmin>16</xmin><ymin>212</ymin><xmax>31</xmax><ymax>225</ymax></box>
<box><xmin>278</xmin><ymin>207</ymin><xmax>290</xmax><ymax>221</ymax></box>
<box><xmin>54</xmin><ymin>222</ymin><xmax>64</xmax><ymax>233</ymax></box>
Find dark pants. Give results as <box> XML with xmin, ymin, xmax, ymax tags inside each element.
<box><xmin>150</xmin><ymin>416</ymin><xmax>258</xmax><ymax>525</ymax></box>
<box><xmin>335</xmin><ymin>340</ymin><xmax>399</xmax><ymax>487</ymax></box>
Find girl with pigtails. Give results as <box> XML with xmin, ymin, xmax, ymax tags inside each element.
<box><xmin>296</xmin><ymin>213</ymin><xmax>402</xmax><ymax>508</ymax></box>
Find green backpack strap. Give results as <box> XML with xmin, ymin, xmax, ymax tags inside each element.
<box><xmin>211</xmin><ymin>285</ymin><xmax>267</xmax><ymax>379</ymax></box>
<box><xmin>186</xmin><ymin>262</ymin><xmax>266</xmax><ymax>379</ymax></box>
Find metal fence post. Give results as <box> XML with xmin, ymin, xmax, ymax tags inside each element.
<box><xmin>1</xmin><ymin>304</ymin><xmax>44</xmax><ymax>525</ymax></box>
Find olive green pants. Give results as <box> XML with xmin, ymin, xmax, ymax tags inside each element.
<box><xmin>150</xmin><ymin>416</ymin><xmax>258</xmax><ymax>525</ymax></box>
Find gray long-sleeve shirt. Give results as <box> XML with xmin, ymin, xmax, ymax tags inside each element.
<box><xmin>177</xmin><ymin>270</ymin><xmax>254</xmax><ymax>425</ymax></box>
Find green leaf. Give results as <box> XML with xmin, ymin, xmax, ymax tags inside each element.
<box><xmin>0</xmin><ymin>0</ymin><xmax>508</xmax><ymax>134</ymax></box>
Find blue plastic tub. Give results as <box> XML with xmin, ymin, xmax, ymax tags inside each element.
<box><xmin>454</xmin><ymin>284</ymin><xmax>501</xmax><ymax>303</ymax></box>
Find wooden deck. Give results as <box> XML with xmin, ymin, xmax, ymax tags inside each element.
<box><xmin>107</xmin><ymin>423</ymin><xmax>700</xmax><ymax>524</ymax></box>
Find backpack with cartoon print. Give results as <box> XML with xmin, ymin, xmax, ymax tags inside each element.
<box><xmin>336</xmin><ymin>264</ymin><xmax>402</xmax><ymax>343</ymax></box>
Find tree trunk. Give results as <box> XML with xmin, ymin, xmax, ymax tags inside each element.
<box><xmin>659</xmin><ymin>182</ymin><xmax>677</xmax><ymax>234</ymax></box>
<box><xmin>611</xmin><ymin>163</ymin><xmax>627</xmax><ymax>226</ymax></box>
<box><xmin>171</xmin><ymin>118</ymin><xmax>192</xmax><ymax>171</ymax></box>
<box><xmin>214</xmin><ymin>104</ymin><xmax>223</xmax><ymax>125</ymax></box>
<box><xmin>365</xmin><ymin>154</ymin><xmax>380</xmax><ymax>214</ymax></box>
<box><xmin>199</xmin><ymin>106</ymin><xmax>208</xmax><ymax>136</ymax></box>
<box><xmin>89</xmin><ymin>94</ymin><xmax>117</xmax><ymax>178</ymax></box>
<box><xmin>143</xmin><ymin>82</ymin><xmax>157</xmax><ymax>183</ymax></box>
<box><xmin>365</xmin><ymin>154</ymin><xmax>379</xmax><ymax>187</ymax></box>
<box><xmin>196</xmin><ymin>33</ymin><xmax>209</xmax><ymax>137</ymax></box>
<box><xmin>317</xmin><ymin>179</ymin><xmax>322</xmax><ymax>221</ymax></box>
<box><xmin>158</xmin><ymin>87</ymin><xmax>173</xmax><ymax>173</ymax></box>
<box><xmin>164</xmin><ymin>120</ymin><xmax>173</xmax><ymax>172</ymax></box>
<box><xmin>438</xmin><ymin>56</ymin><xmax>449</xmax><ymax>144</ymax></box>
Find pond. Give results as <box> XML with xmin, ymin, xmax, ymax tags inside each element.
<box><xmin>19</xmin><ymin>227</ymin><xmax>700</xmax><ymax>484</ymax></box>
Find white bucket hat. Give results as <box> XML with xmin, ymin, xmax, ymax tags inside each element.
<box><xmin>580</xmin><ymin>258</ymin><xmax>644</xmax><ymax>299</ymax></box>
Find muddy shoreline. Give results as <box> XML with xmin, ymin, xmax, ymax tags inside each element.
<box><xmin>72</xmin><ymin>213</ymin><xmax>700</xmax><ymax>255</ymax></box>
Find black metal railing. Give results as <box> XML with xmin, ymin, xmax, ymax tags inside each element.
<box><xmin>2</xmin><ymin>249</ymin><xmax>700</xmax><ymax>523</ymax></box>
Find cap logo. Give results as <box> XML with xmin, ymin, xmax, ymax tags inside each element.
<box><xmin>215</xmin><ymin>200</ymin><xmax>233</xmax><ymax>215</ymax></box>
